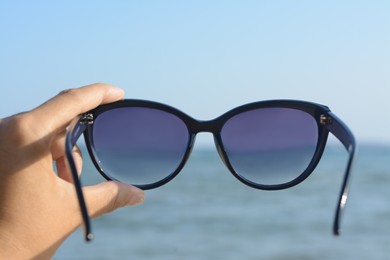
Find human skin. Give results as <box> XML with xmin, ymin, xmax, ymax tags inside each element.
<box><xmin>0</xmin><ymin>83</ymin><xmax>145</xmax><ymax>259</ymax></box>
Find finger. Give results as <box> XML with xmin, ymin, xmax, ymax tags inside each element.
<box><xmin>31</xmin><ymin>83</ymin><xmax>125</xmax><ymax>133</ymax></box>
<box><xmin>83</xmin><ymin>181</ymin><xmax>145</xmax><ymax>218</ymax></box>
<box><xmin>50</xmin><ymin>130</ymin><xmax>67</xmax><ymax>161</ymax></box>
<box><xmin>56</xmin><ymin>145</ymin><xmax>83</xmax><ymax>183</ymax></box>
<box><xmin>51</xmin><ymin>128</ymin><xmax>82</xmax><ymax>183</ymax></box>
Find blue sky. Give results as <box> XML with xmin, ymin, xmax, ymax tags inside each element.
<box><xmin>1</xmin><ymin>1</ymin><xmax>389</xmax><ymax>144</ymax></box>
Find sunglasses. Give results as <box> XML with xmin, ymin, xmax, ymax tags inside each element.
<box><xmin>65</xmin><ymin>99</ymin><xmax>356</xmax><ymax>241</ymax></box>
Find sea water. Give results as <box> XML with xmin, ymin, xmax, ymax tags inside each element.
<box><xmin>55</xmin><ymin>144</ymin><xmax>390</xmax><ymax>260</ymax></box>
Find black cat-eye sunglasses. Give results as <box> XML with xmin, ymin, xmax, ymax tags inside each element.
<box><xmin>66</xmin><ymin>99</ymin><xmax>356</xmax><ymax>241</ymax></box>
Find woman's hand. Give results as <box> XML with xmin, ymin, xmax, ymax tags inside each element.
<box><xmin>0</xmin><ymin>83</ymin><xmax>145</xmax><ymax>259</ymax></box>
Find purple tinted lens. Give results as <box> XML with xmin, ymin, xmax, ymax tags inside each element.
<box><xmin>92</xmin><ymin>107</ymin><xmax>189</xmax><ymax>186</ymax></box>
<box><xmin>221</xmin><ymin>108</ymin><xmax>318</xmax><ymax>185</ymax></box>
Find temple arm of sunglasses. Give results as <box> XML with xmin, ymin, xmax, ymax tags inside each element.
<box><xmin>65</xmin><ymin>115</ymin><xmax>93</xmax><ymax>241</ymax></box>
<box><xmin>326</xmin><ymin>112</ymin><xmax>356</xmax><ymax>236</ymax></box>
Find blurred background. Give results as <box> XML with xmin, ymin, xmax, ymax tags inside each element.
<box><xmin>1</xmin><ymin>1</ymin><xmax>389</xmax><ymax>259</ymax></box>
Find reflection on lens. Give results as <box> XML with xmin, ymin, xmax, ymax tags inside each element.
<box><xmin>92</xmin><ymin>107</ymin><xmax>189</xmax><ymax>186</ymax></box>
<box><xmin>221</xmin><ymin>108</ymin><xmax>318</xmax><ymax>185</ymax></box>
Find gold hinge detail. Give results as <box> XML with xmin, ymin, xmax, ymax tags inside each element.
<box><xmin>80</xmin><ymin>113</ymin><xmax>94</xmax><ymax>125</ymax></box>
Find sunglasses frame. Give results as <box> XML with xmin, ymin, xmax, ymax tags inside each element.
<box><xmin>65</xmin><ymin>99</ymin><xmax>356</xmax><ymax>241</ymax></box>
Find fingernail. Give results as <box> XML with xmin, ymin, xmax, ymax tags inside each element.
<box><xmin>108</xmin><ymin>85</ymin><xmax>125</xmax><ymax>97</ymax></box>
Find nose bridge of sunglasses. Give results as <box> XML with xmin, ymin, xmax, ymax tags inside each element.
<box><xmin>188</xmin><ymin>117</ymin><xmax>229</xmax><ymax>162</ymax></box>
<box><xmin>187</xmin><ymin>118</ymin><xmax>231</xmax><ymax>173</ymax></box>
<box><xmin>190</xmin><ymin>118</ymin><xmax>220</xmax><ymax>134</ymax></box>
<box><xmin>190</xmin><ymin>118</ymin><xmax>223</xmax><ymax>146</ymax></box>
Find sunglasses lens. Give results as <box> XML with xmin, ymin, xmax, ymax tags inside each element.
<box><xmin>221</xmin><ymin>108</ymin><xmax>319</xmax><ymax>186</ymax></box>
<box><xmin>91</xmin><ymin>107</ymin><xmax>189</xmax><ymax>186</ymax></box>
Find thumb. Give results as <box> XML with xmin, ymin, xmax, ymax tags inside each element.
<box><xmin>83</xmin><ymin>181</ymin><xmax>145</xmax><ymax>218</ymax></box>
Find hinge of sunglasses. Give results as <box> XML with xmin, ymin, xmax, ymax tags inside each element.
<box><xmin>80</xmin><ymin>113</ymin><xmax>94</xmax><ymax>125</ymax></box>
<box><xmin>319</xmin><ymin>114</ymin><xmax>333</xmax><ymax>126</ymax></box>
